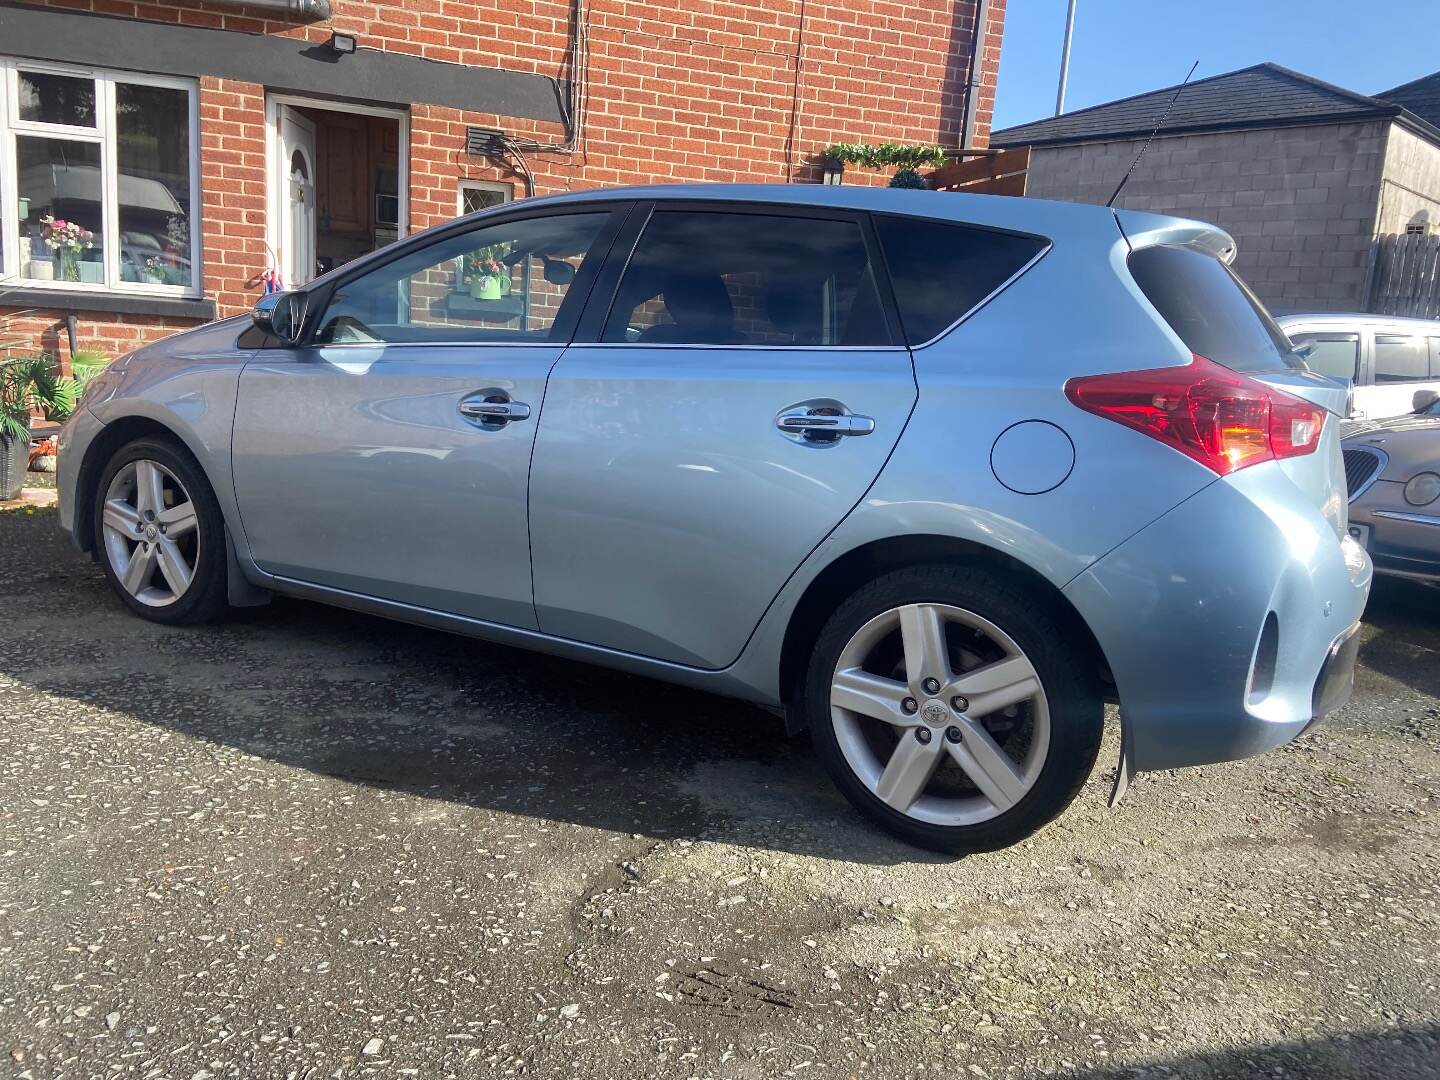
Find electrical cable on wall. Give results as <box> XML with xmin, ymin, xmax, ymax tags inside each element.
<box><xmin>487</xmin><ymin>0</ymin><xmax>591</xmax><ymax>193</ymax></box>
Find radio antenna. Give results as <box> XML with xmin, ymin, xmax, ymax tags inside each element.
<box><xmin>1106</xmin><ymin>60</ymin><xmax>1199</xmax><ymax>208</ymax></box>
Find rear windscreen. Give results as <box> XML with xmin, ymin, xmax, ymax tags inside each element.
<box><xmin>1128</xmin><ymin>245</ymin><xmax>1302</xmax><ymax>372</ymax></box>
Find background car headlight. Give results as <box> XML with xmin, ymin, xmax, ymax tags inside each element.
<box><xmin>1403</xmin><ymin>472</ymin><xmax>1440</xmax><ymax>507</ymax></box>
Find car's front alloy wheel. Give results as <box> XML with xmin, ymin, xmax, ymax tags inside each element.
<box><xmin>102</xmin><ymin>458</ymin><xmax>199</xmax><ymax>607</ymax></box>
<box><xmin>92</xmin><ymin>438</ymin><xmax>230</xmax><ymax>625</ymax></box>
<box><xmin>807</xmin><ymin>565</ymin><xmax>1102</xmax><ymax>854</ymax></box>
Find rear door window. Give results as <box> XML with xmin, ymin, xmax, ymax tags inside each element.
<box><xmin>1374</xmin><ymin>334</ymin><xmax>1430</xmax><ymax>382</ymax></box>
<box><xmin>1128</xmin><ymin>245</ymin><xmax>1300</xmax><ymax>372</ymax></box>
<box><xmin>601</xmin><ymin>209</ymin><xmax>892</xmax><ymax>347</ymax></box>
<box><xmin>1287</xmin><ymin>331</ymin><xmax>1360</xmax><ymax>381</ymax></box>
<box><xmin>874</xmin><ymin>215</ymin><xmax>1046</xmax><ymax>345</ymax></box>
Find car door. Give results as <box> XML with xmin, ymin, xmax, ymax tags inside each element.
<box><xmin>527</xmin><ymin>202</ymin><xmax>917</xmax><ymax>668</ymax></box>
<box><xmin>232</xmin><ymin>204</ymin><xmax>625</xmax><ymax>628</ymax></box>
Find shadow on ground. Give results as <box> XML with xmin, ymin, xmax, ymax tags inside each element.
<box><xmin>1065</xmin><ymin>1024</ymin><xmax>1440</xmax><ymax>1080</ymax></box>
<box><xmin>1</xmin><ymin>508</ymin><xmax>951</xmax><ymax>866</ymax></box>
<box><xmin>1356</xmin><ymin>576</ymin><xmax>1440</xmax><ymax>698</ymax></box>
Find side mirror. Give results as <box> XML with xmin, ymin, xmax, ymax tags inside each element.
<box><xmin>542</xmin><ymin>257</ymin><xmax>575</xmax><ymax>286</ymax></box>
<box><xmin>251</xmin><ymin>290</ymin><xmax>306</xmax><ymax>345</ymax></box>
<box><xmin>1413</xmin><ymin>389</ymin><xmax>1439</xmax><ymax>413</ymax></box>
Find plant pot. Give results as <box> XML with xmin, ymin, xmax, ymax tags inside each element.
<box><xmin>141</xmin><ymin>271</ymin><xmax>166</xmax><ymax>285</ymax></box>
<box><xmin>78</xmin><ymin>261</ymin><xmax>104</xmax><ymax>284</ymax></box>
<box><xmin>0</xmin><ymin>422</ymin><xmax>30</xmax><ymax>502</ymax></box>
<box><xmin>27</xmin><ymin>259</ymin><xmax>54</xmax><ymax>281</ymax></box>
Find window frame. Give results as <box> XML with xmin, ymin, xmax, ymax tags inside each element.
<box><xmin>458</xmin><ymin>180</ymin><xmax>513</xmax><ymax>218</ymax></box>
<box><xmin>576</xmin><ymin>200</ymin><xmax>907</xmax><ymax>350</ymax></box>
<box><xmin>1373</xmin><ymin>332</ymin><xmax>1432</xmax><ymax>383</ymax></box>
<box><xmin>286</xmin><ymin>201</ymin><xmax>632</xmax><ymax>349</ymax></box>
<box><xmin>0</xmin><ymin>57</ymin><xmax>201</xmax><ymax>298</ymax></box>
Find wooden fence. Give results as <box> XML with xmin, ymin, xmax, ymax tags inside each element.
<box><xmin>926</xmin><ymin>146</ymin><xmax>1030</xmax><ymax>197</ymax></box>
<box><xmin>1369</xmin><ymin>232</ymin><xmax>1440</xmax><ymax>319</ymax></box>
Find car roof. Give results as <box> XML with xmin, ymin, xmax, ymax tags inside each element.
<box><xmin>469</xmin><ymin>183</ymin><xmax>1227</xmax><ymax>248</ymax></box>
<box><xmin>1277</xmin><ymin>311</ymin><xmax>1440</xmax><ymax>330</ymax></box>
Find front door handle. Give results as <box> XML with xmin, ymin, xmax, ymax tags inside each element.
<box><xmin>776</xmin><ymin>412</ymin><xmax>875</xmax><ymax>437</ymax></box>
<box><xmin>459</xmin><ymin>398</ymin><xmax>531</xmax><ymax>424</ymax></box>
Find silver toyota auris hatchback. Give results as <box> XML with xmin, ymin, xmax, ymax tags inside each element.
<box><xmin>57</xmin><ymin>185</ymin><xmax>1372</xmax><ymax>854</ymax></box>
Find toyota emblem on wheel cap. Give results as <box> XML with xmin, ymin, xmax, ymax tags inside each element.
<box><xmin>922</xmin><ymin>701</ymin><xmax>948</xmax><ymax>725</ymax></box>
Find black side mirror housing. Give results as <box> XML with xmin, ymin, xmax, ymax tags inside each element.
<box><xmin>251</xmin><ymin>291</ymin><xmax>307</xmax><ymax>345</ymax></box>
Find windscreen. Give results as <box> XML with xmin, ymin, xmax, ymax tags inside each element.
<box><xmin>1128</xmin><ymin>245</ymin><xmax>1302</xmax><ymax>373</ymax></box>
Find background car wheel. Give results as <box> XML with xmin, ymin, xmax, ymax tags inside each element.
<box><xmin>92</xmin><ymin>437</ymin><xmax>230</xmax><ymax>625</ymax></box>
<box><xmin>806</xmin><ymin>563</ymin><xmax>1103</xmax><ymax>855</ymax></box>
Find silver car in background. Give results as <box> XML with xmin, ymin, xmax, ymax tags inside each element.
<box><xmin>1279</xmin><ymin>312</ymin><xmax>1440</xmax><ymax>422</ymax></box>
<box><xmin>57</xmin><ymin>186</ymin><xmax>1371</xmax><ymax>854</ymax></box>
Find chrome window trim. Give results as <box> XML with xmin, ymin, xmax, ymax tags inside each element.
<box><xmin>906</xmin><ymin>241</ymin><xmax>1054</xmax><ymax>351</ymax></box>
<box><xmin>300</xmin><ymin>340</ymin><xmax>910</xmax><ymax>353</ymax></box>
<box><xmin>1372</xmin><ymin>509</ymin><xmax>1440</xmax><ymax>527</ymax></box>
<box><xmin>1344</xmin><ymin>445</ymin><xmax>1389</xmax><ymax>503</ymax></box>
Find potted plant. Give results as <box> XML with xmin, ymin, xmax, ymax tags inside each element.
<box><xmin>820</xmin><ymin>142</ymin><xmax>948</xmax><ymax>187</ymax></box>
<box><xmin>1</xmin><ymin>356</ymin><xmax>80</xmax><ymax>500</ymax></box>
<box><xmin>40</xmin><ymin>215</ymin><xmax>96</xmax><ymax>282</ymax></box>
<box><xmin>465</xmin><ymin>241</ymin><xmax>513</xmax><ymax>300</ymax></box>
<box><xmin>141</xmin><ymin>256</ymin><xmax>167</xmax><ymax>285</ymax></box>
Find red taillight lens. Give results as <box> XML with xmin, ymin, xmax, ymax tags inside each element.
<box><xmin>1064</xmin><ymin>354</ymin><xmax>1325</xmax><ymax>475</ymax></box>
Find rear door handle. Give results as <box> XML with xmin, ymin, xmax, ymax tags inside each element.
<box><xmin>776</xmin><ymin>412</ymin><xmax>875</xmax><ymax>437</ymax></box>
<box><xmin>459</xmin><ymin>397</ymin><xmax>531</xmax><ymax>424</ymax></box>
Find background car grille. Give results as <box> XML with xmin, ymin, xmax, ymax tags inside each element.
<box><xmin>1343</xmin><ymin>447</ymin><xmax>1383</xmax><ymax>502</ymax></box>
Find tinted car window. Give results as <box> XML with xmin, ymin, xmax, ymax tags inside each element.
<box><xmin>1374</xmin><ymin>334</ymin><xmax>1430</xmax><ymax>382</ymax></box>
<box><xmin>1288</xmin><ymin>332</ymin><xmax>1359</xmax><ymax>381</ymax></box>
<box><xmin>602</xmin><ymin>210</ymin><xmax>890</xmax><ymax>346</ymax></box>
<box><xmin>1129</xmin><ymin>245</ymin><xmax>1300</xmax><ymax>372</ymax></box>
<box><xmin>314</xmin><ymin>212</ymin><xmax>611</xmax><ymax>345</ymax></box>
<box><xmin>875</xmin><ymin>216</ymin><xmax>1045</xmax><ymax>345</ymax></box>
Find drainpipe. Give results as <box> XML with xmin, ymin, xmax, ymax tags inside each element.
<box><xmin>961</xmin><ymin>0</ymin><xmax>994</xmax><ymax>152</ymax></box>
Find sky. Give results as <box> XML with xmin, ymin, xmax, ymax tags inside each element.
<box><xmin>994</xmin><ymin>0</ymin><xmax>1440</xmax><ymax>133</ymax></box>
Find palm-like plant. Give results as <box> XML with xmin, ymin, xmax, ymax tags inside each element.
<box><xmin>1</xmin><ymin>356</ymin><xmax>72</xmax><ymax>440</ymax></box>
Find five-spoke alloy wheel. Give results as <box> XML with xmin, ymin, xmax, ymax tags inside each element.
<box><xmin>807</xmin><ymin>564</ymin><xmax>1102</xmax><ymax>854</ymax></box>
<box><xmin>92</xmin><ymin>438</ymin><xmax>230</xmax><ymax>624</ymax></box>
<box><xmin>102</xmin><ymin>458</ymin><xmax>199</xmax><ymax>607</ymax></box>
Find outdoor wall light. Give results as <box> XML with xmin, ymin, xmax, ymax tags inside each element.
<box><xmin>327</xmin><ymin>31</ymin><xmax>358</xmax><ymax>55</ymax></box>
<box><xmin>822</xmin><ymin>158</ymin><xmax>844</xmax><ymax>185</ymax></box>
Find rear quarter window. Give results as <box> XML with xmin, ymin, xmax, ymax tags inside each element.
<box><xmin>875</xmin><ymin>215</ymin><xmax>1046</xmax><ymax>345</ymax></box>
<box><xmin>1128</xmin><ymin>245</ymin><xmax>1300</xmax><ymax>372</ymax></box>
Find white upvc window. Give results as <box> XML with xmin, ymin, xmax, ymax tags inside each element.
<box><xmin>459</xmin><ymin>180</ymin><xmax>512</xmax><ymax>217</ymax></box>
<box><xmin>0</xmin><ymin>58</ymin><xmax>201</xmax><ymax>297</ymax></box>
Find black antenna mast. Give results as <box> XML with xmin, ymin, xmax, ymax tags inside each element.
<box><xmin>1106</xmin><ymin>60</ymin><xmax>1200</xmax><ymax>208</ymax></box>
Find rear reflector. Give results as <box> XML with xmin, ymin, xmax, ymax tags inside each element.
<box><xmin>1064</xmin><ymin>354</ymin><xmax>1325</xmax><ymax>476</ymax></box>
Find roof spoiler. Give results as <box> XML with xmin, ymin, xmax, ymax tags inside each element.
<box><xmin>1113</xmin><ymin>209</ymin><xmax>1238</xmax><ymax>265</ymax></box>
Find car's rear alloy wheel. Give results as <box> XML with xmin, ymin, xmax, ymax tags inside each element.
<box><xmin>831</xmin><ymin>603</ymin><xmax>1049</xmax><ymax>826</ymax></box>
<box><xmin>102</xmin><ymin>459</ymin><xmax>198</xmax><ymax>607</ymax></box>
<box><xmin>807</xmin><ymin>565</ymin><xmax>1102</xmax><ymax>854</ymax></box>
<box><xmin>93</xmin><ymin>438</ymin><xmax>231</xmax><ymax>625</ymax></box>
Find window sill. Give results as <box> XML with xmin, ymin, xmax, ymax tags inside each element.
<box><xmin>0</xmin><ymin>287</ymin><xmax>216</xmax><ymax>321</ymax></box>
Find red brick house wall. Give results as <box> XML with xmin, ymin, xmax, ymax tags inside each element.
<box><xmin>1</xmin><ymin>0</ymin><xmax>1004</xmax><ymax>364</ymax></box>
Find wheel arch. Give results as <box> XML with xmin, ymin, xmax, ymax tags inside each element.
<box><xmin>777</xmin><ymin>534</ymin><xmax>1115</xmax><ymax>726</ymax></box>
<box><xmin>74</xmin><ymin>414</ymin><xmax>203</xmax><ymax>554</ymax></box>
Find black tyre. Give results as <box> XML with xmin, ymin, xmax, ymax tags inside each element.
<box><xmin>91</xmin><ymin>437</ymin><xmax>230</xmax><ymax>625</ymax></box>
<box><xmin>805</xmin><ymin>563</ymin><xmax>1103</xmax><ymax>855</ymax></box>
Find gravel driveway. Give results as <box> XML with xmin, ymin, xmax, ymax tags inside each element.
<box><xmin>2</xmin><ymin>505</ymin><xmax>1437</xmax><ymax>1079</ymax></box>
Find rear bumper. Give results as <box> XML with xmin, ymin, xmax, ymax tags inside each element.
<box><xmin>1064</xmin><ymin>464</ymin><xmax>1371</xmax><ymax>772</ymax></box>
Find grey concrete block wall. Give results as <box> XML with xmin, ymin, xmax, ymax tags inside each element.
<box><xmin>1376</xmin><ymin>123</ymin><xmax>1440</xmax><ymax>236</ymax></box>
<box><xmin>1023</xmin><ymin>120</ymin><xmax>1389</xmax><ymax>312</ymax></box>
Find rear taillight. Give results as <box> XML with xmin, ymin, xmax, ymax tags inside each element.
<box><xmin>1064</xmin><ymin>354</ymin><xmax>1325</xmax><ymax>475</ymax></box>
